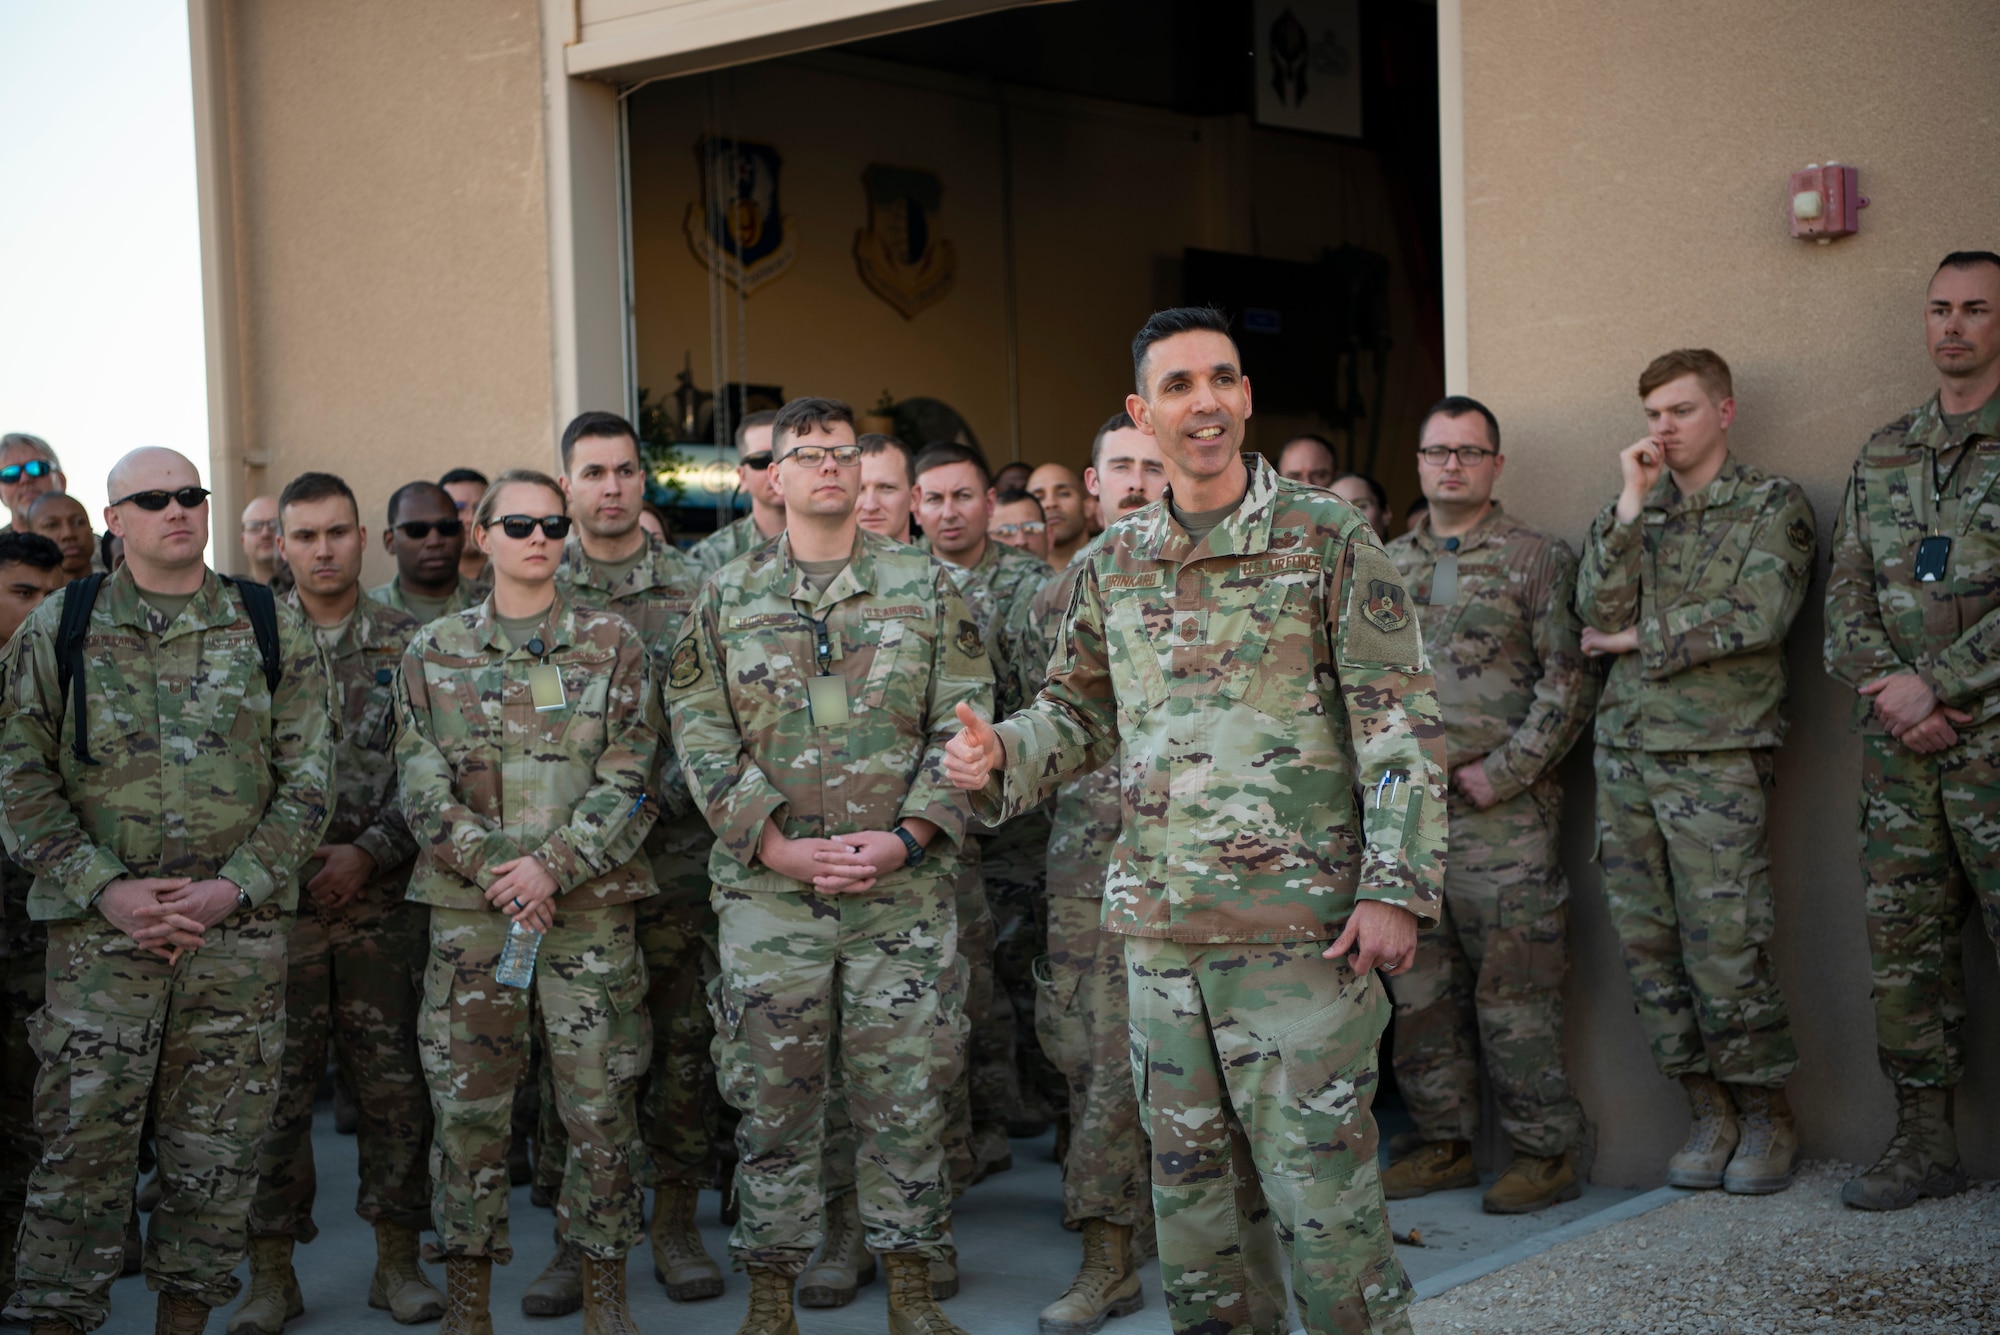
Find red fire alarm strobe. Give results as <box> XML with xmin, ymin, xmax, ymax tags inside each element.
<box><xmin>1790</xmin><ymin>162</ymin><xmax>1867</xmax><ymax>243</ymax></box>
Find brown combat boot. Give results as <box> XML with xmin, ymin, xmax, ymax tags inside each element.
<box><xmin>732</xmin><ymin>1265</ymin><xmax>798</xmax><ymax>1335</ymax></box>
<box><xmin>1481</xmin><ymin>1152</ymin><xmax>1581</xmax><ymax>1214</ymax></box>
<box><xmin>797</xmin><ymin>1191</ymin><xmax>876</xmax><ymax>1308</ymax></box>
<box><xmin>438</xmin><ymin>1258</ymin><xmax>494</xmax><ymax>1335</ymax></box>
<box><xmin>1724</xmin><ymin>1085</ymin><xmax>1798</xmax><ymax>1194</ymax></box>
<box><xmin>1841</xmin><ymin>1086</ymin><xmax>1968</xmax><ymax>1211</ymax></box>
<box><xmin>1038</xmin><ymin>1219</ymin><xmax>1143</xmax><ymax>1335</ymax></box>
<box><xmin>650</xmin><ymin>1184</ymin><xmax>725</xmax><ymax>1301</ymax></box>
<box><xmin>157</xmin><ymin>1292</ymin><xmax>212</xmax><ymax>1335</ymax></box>
<box><xmin>1379</xmin><ymin>1140</ymin><xmax>1476</xmax><ymax>1199</ymax></box>
<box><xmin>884</xmin><ymin>1253</ymin><xmax>967</xmax><ymax>1335</ymax></box>
<box><xmin>581</xmin><ymin>1254</ymin><xmax>640</xmax><ymax>1335</ymax></box>
<box><xmin>369</xmin><ymin>1220</ymin><xmax>446</xmax><ymax>1323</ymax></box>
<box><xmin>225</xmin><ymin>1235</ymin><xmax>302</xmax><ymax>1335</ymax></box>
<box><xmin>1665</xmin><ymin>1074</ymin><xmax>1738</xmax><ymax>1189</ymax></box>
<box><xmin>522</xmin><ymin>1240</ymin><xmax>584</xmax><ymax>1316</ymax></box>
<box><xmin>929</xmin><ymin>1243</ymin><xmax>959</xmax><ymax>1301</ymax></box>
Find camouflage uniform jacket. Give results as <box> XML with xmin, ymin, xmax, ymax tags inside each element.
<box><xmin>0</xmin><ymin>853</ymin><xmax>39</xmax><ymax>959</ymax></box>
<box><xmin>286</xmin><ymin>588</ymin><xmax>421</xmax><ymax>885</ymax></box>
<box><xmin>1825</xmin><ymin>393</ymin><xmax>2000</xmax><ymax>729</ymax></box>
<box><xmin>393</xmin><ymin>590</ymin><xmax>662</xmax><ymax>911</ymax></box>
<box><xmin>927</xmin><ymin>538</ymin><xmax>1050</xmax><ymax>719</ymax></box>
<box><xmin>1386</xmin><ymin>505</ymin><xmax>1598</xmax><ymax>800</ymax></box>
<box><xmin>1027</xmin><ymin>535</ymin><xmax>1120</xmax><ymax>900</ymax></box>
<box><xmin>690</xmin><ymin>512</ymin><xmax>779</xmax><ymax>577</ymax></box>
<box><xmin>0</xmin><ymin>565</ymin><xmax>336</xmax><ymax>920</ymax></box>
<box><xmin>1577</xmin><ymin>455</ymin><xmax>1816</xmax><ymax>750</ymax></box>
<box><xmin>367</xmin><ymin>575</ymin><xmax>486</xmax><ymax>622</ymax></box>
<box><xmin>555</xmin><ymin>530</ymin><xmax>704</xmax><ymax>820</ymax></box>
<box><xmin>665</xmin><ymin>527</ymin><xmax>994</xmax><ymax>894</ymax></box>
<box><xmin>979</xmin><ymin>453</ymin><xmax>1447</xmax><ymax>943</ymax></box>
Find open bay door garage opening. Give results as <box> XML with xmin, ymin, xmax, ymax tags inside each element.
<box><xmin>613</xmin><ymin>0</ymin><xmax>1445</xmax><ymax>541</ymax></box>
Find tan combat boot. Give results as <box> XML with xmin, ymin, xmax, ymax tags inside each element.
<box><xmin>883</xmin><ymin>1253</ymin><xmax>968</xmax><ymax>1335</ymax></box>
<box><xmin>522</xmin><ymin>1240</ymin><xmax>584</xmax><ymax>1316</ymax></box>
<box><xmin>733</xmin><ymin>1265</ymin><xmax>798</xmax><ymax>1335</ymax></box>
<box><xmin>1665</xmin><ymin>1074</ymin><xmax>1738</xmax><ymax>1189</ymax></box>
<box><xmin>438</xmin><ymin>1258</ymin><xmax>494</xmax><ymax>1335</ymax></box>
<box><xmin>930</xmin><ymin>1243</ymin><xmax>959</xmax><ymax>1301</ymax></box>
<box><xmin>1379</xmin><ymin>1140</ymin><xmax>1476</xmax><ymax>1199</ymax></box>
<box><xmin>1841</xmin><ymin>1086</ymin><xmax>1968</xmax><ymax>1211</ymax></box>
<box><xmin>1724</xmin><ymin>1085</ymin><xmax>1798</xmax><ymax>1194</ymax></box>
<box><xmin>369</xmin><ymin>1220</ymin><xmax>446</xmax><ymax>1323</ymax></box>
<box><xmin>1038</xmin><ymin>1219</ymin><xmax>1143</xmax><ymax>1335</ymax></box>
<box><xmin>225</xmin><ymin>1235</ymin><xmax>302</xmax><ymax>1335</ymax></box>
<box><xmin>650</xmin><ymin>1184</ymin><xmax>725</xmax><ymax>1301</ymax></box>
<box><xmin>30</xmin><ymin>1320</ymin><xmax>76</xmax><ymax>1335</ymax></box>
<box><xmin>581</xmin><ymin>1253</ymin><xmax>640</xmax><ymax>1335</ymax></box>
<box><xmin>157</xmin><ymin>1292</ymin><xmax>213</xmax><ymax>1335</ymax></box>
<box><xmin>1481</xmin><ymin>1152</ymin><xmax>1581</xmax><ymax>1214</ymax></box>
<box><xmin>797</xmin><ymin>1191</ymin><xmax>876</xmax><ymax>1308</ymax></box>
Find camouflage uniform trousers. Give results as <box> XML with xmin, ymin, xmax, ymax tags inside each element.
<box><xmin>420</xmin><ymin>903</ymin><xmax>650</xmax><ymax>1263</ymax></box>
<box><xmin>1</xmin><ymin>931</ymin><xmax>47</xmax><ymax>1298</ymax></box>
<box><xmin>1858</xmin><ymin>723</ymin><xmax>2000</xmax><ymax>1088</ymax></box>
<box><xmin>249</xmin><ymin>892</ymin><xmax>432</xmax><ymax>1241</ymax></box>
<box><xmin>5</xmin><ymin>905</ymin><xmax>288</xmax><ymax>1331</ymax></box>
<box><xmin>1593</xmin><ymin>745</ymin><xmax>1798</xmax><ymax>1087</ymax></box>
<box><xmin>1383</xmin><ymin>785</ymin><xmax>1582</xmax><ymax>1157</ymax></box>
<box><xmin>1034</xmin><ymin>895</ymin><xmax>1149</xmax><ymax>1229</ymax></box>
<box><xmin>1128</xmin><ymin>936</ymin><xmax>1413</xmax><ymax>1335</ymax></box>
<box><xmin>984</xmin><ymin>811</ymin><xmax>1067</xmax><ymax>1121</ymax></box>
<box><xmin>710</xmin><ymin>882</ymin><xmax>961</xmax><ymax>1273</ymax></box>
<box><xmin>534</xmin><ymin>828</ymin><xmax>731</xmax><ymax>1198</ymax></box>
<box><xmin>938</xmin><ymin>850</ymin><xmax>1001</xmax><ymax>1193</ymax></box>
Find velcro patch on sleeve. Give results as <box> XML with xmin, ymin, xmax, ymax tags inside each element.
<box><xmin>1341</xmin><ymin>544</ymin><xmax>1425</xmax><ymax>669</ymax></box>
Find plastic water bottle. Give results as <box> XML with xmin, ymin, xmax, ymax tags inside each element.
<box><xmin>494</xmin><ymin>920</ymin><xmax>542</xmax><ymax>989</ymax></box>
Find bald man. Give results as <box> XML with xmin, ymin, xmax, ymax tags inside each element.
<box><xmin>240</xmin><ymin>496</ymin><xmax>281</xmax><ymax>584</ymax></box>
<box><xmin>0</xmin><ymin>447</ymin><xmax>334</xmax><ymax>1335</ymax></box>
<box><xmin>1278</xmin><ymin>434</ymin><xmax>1338</xmax><ymax>490</ymax></box>
<box><xmin>27</xmin><ymin>492</ymin><xmax>98</xmax><ymax>580</ymax></box>
<box><xmin>1027</xmin><ymin>462</ymin><xmax>1090</xmax><ymax>570</ymax></box>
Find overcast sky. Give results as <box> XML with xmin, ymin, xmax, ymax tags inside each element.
<box><xmin>0</xmin><ymin>1</ymin><xmax>207</xmax><ymax>525</ymax></box>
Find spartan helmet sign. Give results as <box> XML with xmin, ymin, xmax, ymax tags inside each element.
<box><xmin>1270</xmin><ymin>7</ymin><xmax>1310</xmax><ymax>106</ymax></box>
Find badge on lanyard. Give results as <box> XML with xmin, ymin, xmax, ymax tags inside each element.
<box><xmin>1428</xmin><ymin>537</ymin><xmax>1460</xmax><ymax>605</ymax></box>
<box><xmin>1915</xmin><ymin>535</ymin><xmax>1951</xmax><ymax>584</ymax></box>
<box><xmin>808</xmin><ymin>675</ymin><xmax>850</xmax><ymax>727</ymax></box>
<box><xmin>526</xmin><ymin>639</ymin><xmax>567</xmax><ymax>712</ymax></box>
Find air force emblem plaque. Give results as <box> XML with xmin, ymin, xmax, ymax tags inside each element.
<box><xmin>684</xmin><ymin>136</ymin><xmax>797</xmax><ymax>295</ymax></box>
<box><xmin>853</xmin><ymin>164</ymin><xmax>957</xmax><ymax>319</ymax></box>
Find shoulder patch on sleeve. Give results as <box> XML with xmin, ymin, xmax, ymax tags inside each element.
<box><xmin>668</xmin><ymin>633</ymin><xmax>703</xmax><ymax>689</ymax></box>
<box><xmin>955</xmin><ymin>618</ymin><xmax>985</xmax><ymax>661</ymax></box>
<box><xmin>1786</xmin><ymin>516</ymin><xmax>1814</xmax><ymax>554</ymax></box>
<box><xmin>1342</xmin><ymin>543</ymin><xmax>1425</xmax><ymax>668</ymax></box>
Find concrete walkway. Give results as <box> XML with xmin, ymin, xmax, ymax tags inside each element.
<box><xmin>84</xmin><ymin>1121</ymin><xmax>1665</xmax><ymax>1335</ymax></box>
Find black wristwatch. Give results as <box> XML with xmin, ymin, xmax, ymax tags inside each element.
<box><xmin>892</xmin><ymin>825</ymin><xmax>925</xmax><ymax>869</ymax></box>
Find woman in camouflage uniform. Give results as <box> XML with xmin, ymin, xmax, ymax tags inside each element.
<box><xmin>395</xmin><ymin>470</ymin><xmax>663</xmax><ymax>1335</ymax></box>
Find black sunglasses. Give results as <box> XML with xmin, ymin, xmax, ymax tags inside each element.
<box><xmin>0</xmin><ymin>460</ymin><xmax>55</xmax><ymax>484</ymax></box>
<box><xmin>485</xmin><ymin>514</ymin><xmax>572</xmax><ymax>541</ymax></box>
<box><xmin>740</xmin><ymin>453</ymin><xmax>774</xmax><ymax>471</ymax></box>
<box><xmin>111</xmin><ymin>487</ymin><xmax>211</xmax><ymax>511</ymax></box>
<box><xmin>394</xmin><ymin>519</ymin><xmax>465</xmax><ymax>540</ymax></box>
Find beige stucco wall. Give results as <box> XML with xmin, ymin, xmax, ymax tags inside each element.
<box><xmin>1453</xmin><ymin>0</ymin><xmax>2000</xmax><ymax>1184</ymax></box>
<box><xmin>203</xmin><ymin>0</ymin><xmax>560</xmax><ymax>586</ymax></box>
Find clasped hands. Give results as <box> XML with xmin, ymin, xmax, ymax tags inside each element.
<box><xmin>1863</xmin><ymin>670</ymin><xmax>1970</xmax><ymax>755</ymax></box>
<box><xmin>98</xmin><ymin>876</ymin><xmax>244</xmax><ymax>963</ymax></box>
<box><xmin>759</xmin><ymin>818</ymin><xmax>935</xmax><ymax>894</ymax></box>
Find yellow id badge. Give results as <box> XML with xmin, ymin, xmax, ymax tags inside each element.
<box><xmin>807</xmin><ymin>674</ymin><xmax>850</xmax><ymax>727</ymax></box>
<box><xmin>527</xmin><ymin>663</ymin><xmax>568</xmax><ymax>712</ymax></box>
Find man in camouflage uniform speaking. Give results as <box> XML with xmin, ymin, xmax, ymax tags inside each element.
<box><xmin>1381</xmin><ymin>397</ymin><xmax>1597</xmax><ymax>1214</ymax></box>
<box><xmin>1825</xmin><ymin>250</ymin><xmax>2000</xmax><ymax>1211</ymax></box>
<box><xmin>1578</xmin><ymin>349</ymin><xmax>1815</xmax><ymax>1196</ymax></box>
<box><xmin>948</xmin><ymin>308</ymin><xmax>1447</xmax><ymax>1335</ymax></box>
<box><xmin>666</xmin><ymin>396</ymin><xmax>992</xmax><ymax>1335</ymax></box>
<box><xmin>0</xmin><ymin>447</ymin><xmax>335</xmax><ymax>1335</ymax></box>
<box><xmin>230</xmin><ymin>472</ymin><xmax>440</xmax><ymax>1335</ymax></box>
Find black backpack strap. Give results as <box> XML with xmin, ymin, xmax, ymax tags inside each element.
<box><xmin>55</xmin><ymin>573</ymin><xmax>108</xmax><ymax>765</ymax></box>
<box><xmin>222</xmin><ymin>576</ymin><xmax>284</xmax><ymax>693</ymax></box>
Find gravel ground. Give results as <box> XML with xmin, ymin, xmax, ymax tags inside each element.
<box><xmin>1410</xmin><ymin>1160</ymin><xmax>1998</xmax><ymax>1334</ymax></box>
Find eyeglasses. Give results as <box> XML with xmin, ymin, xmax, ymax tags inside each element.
<box><xmin>0</xmin><ymin>460</ymin><xmax>55</xmax><ymax>484</ymax></box>
<box><xmin>739</xmin><ymin>453</ymin><xmax>774</xmax><ymax>471</ymax></box>
<box><xmin>1416</xmin><ymin>445</ymin><xmax>1499</xmax><ymax>466</ymax></box>
<box><xmin>111</xmin><ymin>487</ymin><xmax>211</xmax><ymax>511</ymax></box>
<box><xmin>779</xmin><ymin>445</ymin><xmax>863</xmax><ymax>469</ymax></box>
<box><xmin>242</xmin><ymin>520</ymin><xmax>280</xmax><ymax>535</ymax></box>
<box><xmin>992</xmin><ymin>521</ymin><xmax>1047</xmax><ymax>538</ymax></box>
<box><xmin>484</xmin><ymin>514</ymin><xmax>572</xmax><ymax>540</ymax></box>
<box><xmin>394</xmin><ymin>519</ymin><xmax>466</xmax><ymax>540</ymax></box>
